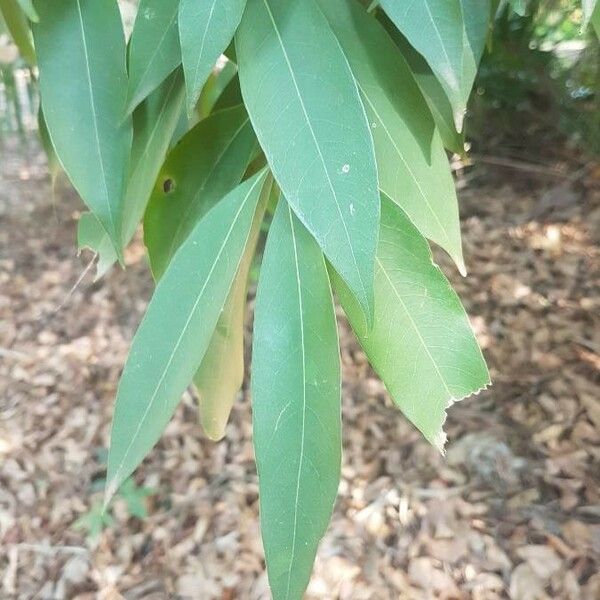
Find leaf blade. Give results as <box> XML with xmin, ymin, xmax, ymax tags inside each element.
<box><xmin>253</xmin><ymin>200</ymin><xmax>341</xmax><ymax>600</ymax></box>
<box><xmin>335</xmin><ymin>196</ymin><xmax>489</xmax><ymax>451</ymax></box>
<box><xmin>144</xmin><ymin>104</ymin><xmax>257</xmax><ymax>279</ymax></box>
<box><xmin>179</xmin><ymin>0</ymin><xmax>247</xmax><ymax>116</ymax></box>
<box><xmin>33</xmin><ymin>0</ymin><xmax>132</xmax><ymax>256</ymax></box>
<box><xmin>236</xmin><ymin>0</ymin><xmax>380</xmax><ymax>325</ymax></box>
<box><xmin>106</xmin><ymin>170</ymin><xmax>269</xmax><ymax>500</ymax></box>
<box><xmin>125</xmin><ymin>0</ymin><xmax>181</xmax><ymax>114</ymax></box>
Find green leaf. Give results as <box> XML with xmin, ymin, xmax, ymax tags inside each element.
<box><xmin>0</xmin><ymin>0</ymin><xmax>36</xmax><ymax>64</ymax></box>
<box><xmin>15</xmin><ymin>0</ymin><xmax>36</xmax><ymax>21</ymax></box>
<box><xmin>194</xmin><ymin>178</ymin><xmax>272</xmax><ymax>441</ymax></box>
<box><xmin>77</xmin><ymin>212</ymin><xmax>118</xmax><ymax>281</ymax></box>
<box><xmin>117</xmin><ymin>478</ymin><xmax>155</xmax><ymax>519</ymax></box>
<box><xmin>197</xmin><ymin>59</ymin><xmax>237</xmax><ymax>118</ymax></box>
<box><xmin>106</xmin><ymin>169</ymin><xmax>269</xmax><ymax>502</ymax></box>
<box><xmin>38</xmin><ymin>107</ymin><xmax>61</xmax><ymax>187</ymax></box>
<box><xmin>144</xmin><ymin>104</ymin><xmax>256</xmax><ymax>279</ymax></box>
<box><xmin>179</xmin><ymin>0</ymin><xmax>247</xmax><ymax>117</ymax></box>
<box><xmin>317</xmin><ymin>0</ymin><xmax>466</xmax><ymax>274</ymax></box>
<box><xmin>122</xmin><ymin>68</ymin><xmax>186</xmax><ymax>246</ymax></box>
<box><xmin>236</xmin><ymin>0</ymin><xmax>379</xmax><ymax>326</ymax></box>
<box><xmin>390</xmin><ymin>29</ymin><xmax>464</xmax><ymax>155</ymax></box>
<box><xmin>593</xmin><ymin>5</ymin><xmax>600</xmax><ymax>37</ymax></box>
<box><xmin>33</xmin><ymin>0</ymin><xmax>132</xmax><ymax>259</ymax></box>
<box><xmin>380</xmin><ymin>0</ymin><xmax>468</xmax><ymax>131</ymax></box>
<box><xmin>252</xmin><ymin>200</ymin><xmax>341</xmax><ymax>600</ymax></box>
<box><xmin>125</xmin><ymin>0</ymin><xmax>181</xmax><ymax>114</ymax></box>
<box><xmin>334</xmin><ymin>196</ymin><xmax>489</xmax><ymax>452</ymax></box>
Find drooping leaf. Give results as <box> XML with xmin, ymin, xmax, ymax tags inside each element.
<box><xmin>583</xmin><ymin>0</ymin><xmax>598</xmax><ymax>26</ymax></box>
<box><xmin>144</xmin><ymin>104</ymin><xmax>256</xmax><ymax>279</ymax></box>
<box><xmin>380</xmin><ymin>0</ymin><xmax>468</xmax><ymax>131</ymax></box>
<box><xmin>334</xmin><ymin>196</ymin><xmax>489</xmax><ymax>452</ymax></box>
<box><xmin>38</xmin><ymin>107</ymin><xmax>61</xmax><ymax>187</ymax></box>
<box><xmin>122</xmin><ymin>68</ymin><xmax>186</xmax><ymax>246</ymax></box>
<box><xmin>179</xmin><ymin>0</ymin><xmax>247</xmax><ymax>116</ymax></box>
<box><xmin>212</xmin><ymin>73</ymin><xmax>244</xmax><ymax>114</ymax></box>
<box><xmin>253</xmin><ymin>200</ymin><xmax>341</xmax><ymax>600</ymax></box>
<box><xmin>593</xmin><ymin>5</ymin><xmax>600</xmax><ymax>37</ymax></box>
<box><xmin>318</xmin><ymin>0</ymin><xmax>466</xmax><ymax>274</ymax></box>
<box><xmin>237</xmin><ymin>0</ymin><xmax>379</xmax><ymax>325</ymax></box>
<box><xmin>77</xmin><ymin>212</ymin><xmax>118</xmax><ymax>281</ymax></box>
<box><xmin>0</xmin><ymin>0</ymin><xmax>36</xmax><ymax>64</ymax></box>
<box><xmin>390</xmin><ymin>28</ymin><xmax>464</xmax><ymax>155</ymax></box>
<box><xmin>33</xmin><ymin>0</ymin><xmax>132</xmax><ymax>258</ymax></box>
<box><xmin>106</xmin><ymin>170</ymin><xmax>269</xmax><ymax>502</ymax></box>
<box><xmin>125</xmin><ymin>0</ymin><xmax>181</xmax><ymax>115</ymax></box>
<box><xmin>194</xmin><ymin>178</ymin><xmax>272</xmax><ymax>441</ymax></box>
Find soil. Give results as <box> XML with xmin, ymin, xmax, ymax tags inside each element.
<box><xmin>1</xmin><ymin>136</ymin><xmax>599</xmax><ymax>599</ymax></box>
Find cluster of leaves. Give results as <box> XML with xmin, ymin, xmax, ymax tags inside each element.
<box><xmin>1</xmin><ymin>0</ymin><xmax>597</xmax><ymax>597</ymax></box>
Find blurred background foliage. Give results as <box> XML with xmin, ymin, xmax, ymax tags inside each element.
<box><xmin>0</xmin><ymin>0</ymin><xmax>599</xmax><ymax>155</ymax></box>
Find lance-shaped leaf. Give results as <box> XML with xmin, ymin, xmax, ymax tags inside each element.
<box><xmin>197</xmin><ymin>60</ymin><xmax>237</xmax><ymax>118</ymax></box>
<box><xmin>593</xmin><ymin>5</ymin><xmax>600</xmax><ymax>37</ymax></box>
<box><xmin>236</xmin><ymin>0</ymin><xmax>379</xmax><ymax>326</ymax></box>
<box><xmin>1</xmin><ymin>0</ymin><xmax>36</xmax><ymax>64</ymax></box>
<box><xmin>335</xmin><ymin>196</ymin><xmax>489</xmax><ymax>452</ymax></box>
<box><xmin>317</xmin><ymin>0</ymin><xmax>465</xmax><ymax>274</ymax></box>
<box><xmin>194</xmin><ymin>179</ymin><xmax>272</xmax><ymax>441</ymax></box>
<box><xmin>253</xmin><ymin>201</ymin><xmax>341</xmax><ymax>600</ymax></box>
<box><xmin>33</xmin><ymin>0</ymin><xmax>132</xmax><ymax>257</ymax></box>
<box><xmin>122</xmin><ymin>68</ymin><xmax>185</xmax><ymax>246</ymax></box>
<box><xmin>125</xmin><ymin>0</ymin><xmax>181</xmax><ymax>115</ymax></box>
<box><xmin>179</xmin><ymin>0</ymin><xmax>247</xmax><ymax>116</ymax></box>
<box><xmin>106</xmin><ymin>170</ymin><xmax>269</xmax><ymax>501</ymax></box>
<box><xmin>144</xmin><ymin>104</ymin><xmax>256</xmax><ymax>279</ymax></box>
<box><xmin>380</xmin><ymin>0</ymin><xmax>468</xmax><ymax>131</ymax></box>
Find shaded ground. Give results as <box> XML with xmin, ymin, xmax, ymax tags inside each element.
<box><xmin>1</xmin><ymin>137</ymin><xmax>599</xmax><ymax>599</ymax></box>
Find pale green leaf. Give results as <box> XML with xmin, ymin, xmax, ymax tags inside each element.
<box><xmin>317</xmin><ymin>0</ymin><xmax>465</xmax><ymax>274</ymax></box>
<box><xmin>194</xmin><ymin>178</ymin><xmax>272</xmax><ymax>441</ymax></box>
<box><xmin>1</xmin><ymin>0</ymin><xmax>36</xmax><ymax>64</ymax></box>
<box><xmin>253</xmin><ymin>201</ymin><xmax>341</xmax><ymax>600</ymax></box>
<box><xmin>106</xmin><ymin>170</ymin><xmax>269</xmax><ymax>501</ymax></box>
<box><xmin>125</xmin><ymin>0</ymin><xmax>181</xmax><ymax>115</ymax></box>
<box><xmin>77</xmin><ymin>212</ymin><xmax>118</xmax><ymax>281</ymax></box>
<box><xmin>197</xmin><ymin>60</ymin><xmax>237</xmax><ymax>118</ymax></box>
<box><xmin>237</xmin><ymin>0</ymin><xmax>379</xmax><ymax>325</ymax></box>
<box><xmin>593</xmin><ymin>5</ymin><xmax>600</xmax><ymax>37</ymax></box>
<box><xmin>122</xmin><ymin>68</ymin><xmax>185</xmax><ymax>246</ymax></box>
<box><xmin>33</xmin><ymin>0</ymin><xmax>132</xmax><ymax>258</ymax></box>
<box><xmin>583</xmin><ymin>0</ymin><xmax>598</xmax><ymax>26</ymax></box>
<box><xmin>380</xmin><ymin>0</ymin><xmax>468</xmax><ymax>131</ymax></box>
<box><xmin>179</xmin><ymin>0</ymin><xmax>247</xmax><ymax>116</ymax></box>
<box><xmin>144</xmin><ymin>104</ymin><xmax>256</xmax><ymax>279</ymax></box>
<box><xmin>335</xmin><ymin>196</ymin><xmax>489</xmax><ymax>452</ymax></box>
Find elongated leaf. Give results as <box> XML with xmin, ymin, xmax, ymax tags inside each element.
<box><xmin>77</xmin><ymin>212</ymin><xmax>118</xmax><ymax>281</ymax></box>
<box><xmin>144</xmin><ymin>105</ymin><xmax>256</xmax><ymax>279</ymax></box>
<box><xmin>1</xmin><ymin>0</ymin><xmax>36</xmax><ymax>64</ymax></box>
<box><xmin>335</xmin><ymin>196</ymin><xmax>489</xmax><ymax>452</ymax></box>
<box><xmin>38</xmin><ymin>108</ymin><xmax>61</xmax><ymax>186</ymax></box>
<box><xmin>593</xmin><ymin>5</ymin><xmax>600</xmax><ymax>37</ymax></box>
<box><xmin>253</xmin><ymin>200</ymin><xmax>341</xmax><ymax>600</ymax></box>
<box><xmin>33</xmin><ymin>0</ymin><xmax>132</xmax><ymax>257</ymax></box>
<box><xmin>390</xmin><ymin>28</ymin><xmax>464</xmax><ymax>155</ymax></box>
<box><xmin>317</xmin><ymin>0</ymin><xmax>465</xmax><ymax>274</ymax></box>
<box><xmin>194</xmin><ymin>178</ymin><xmax>272</xmax><ymax>441</ymax></box>
<box><xmin>237</xmin><ymin>0</ymin><xmax>379</xmax><ymax>325</ymax></box>
<box><xmin>15</xmin><ymin>0</ymin><xmax>36</xmax><ymax>21</ymax></box>
<box><xmin>122</xmin><ymin>68</ymin><xmax>185</xmax><ymax>246</ymax></box>
<box><xmin>106</xmin><ymin>170</ymin><xmax>269</xmax><ymax>501</ymax></box>
<box><xmin>125</xmin><ymin>0</ymin><xmax>181</xmax><ymax>114</ymax></box>
<box><xmin>380</xmin><ymin>0</ymin><xmax>468</xmax><ymax>131</ymax></box>
<box><xmin>179</xmin><ymin>0</ymin><xmax>247</xmax><ymax>116</ymax></box>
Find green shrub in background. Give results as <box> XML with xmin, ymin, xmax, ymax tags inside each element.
<box><xmin>1</xmin><ymin>0</ymin><xmax>598</xmax><ymax>597</ymax></box>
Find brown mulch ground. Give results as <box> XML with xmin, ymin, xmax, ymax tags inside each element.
<box><xmin>1</xmin><ymin>137</ymin><xmax>599</xmax><ymax>599</ymax></box>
